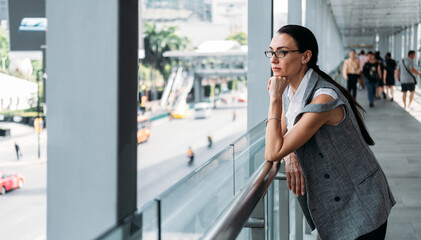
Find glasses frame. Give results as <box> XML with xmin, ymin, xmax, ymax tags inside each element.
<box><xmin>264</xmin><ymin>49</ymin><xmax>301</xmax><ymax>58</ymax></box>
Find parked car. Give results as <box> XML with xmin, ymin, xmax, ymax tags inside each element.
<box><xmin>137</xmin><ymin>115</ymin><xmax>151</xmax><ymax>144</ymax></box>
<box><xmin>0</xmin><ymin>171</ymin><xmax>24</xmax><ymax>195</ymax></box>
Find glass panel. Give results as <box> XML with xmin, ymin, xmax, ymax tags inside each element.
<box><xmin>159</xmin><ymin>146</ymin><xmax>234</xmax><ymax>239</ymax></box>
<box><xmin>142</xmin><ymin>201</ymin><xmax>159</xmax><ymax>240</ymax></box>
<box><xmin>235</xmin><ymin>227</ymin><xmax>251</xmax><ymax>240</ymax></box>
<box><xmin>100</xmin><ymin>201</ymin><xmax>158</xmax><ymax>240</ymax></box>
<box><xmin>233</xmin><ymin>120</ymin><xmax>266</xmax><ymax>193</ymax></box>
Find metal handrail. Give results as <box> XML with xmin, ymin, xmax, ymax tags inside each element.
<box><xmin>201</xmin><ymin>160</ymin><xmax>280</xmax><ymax>240</ymax></box>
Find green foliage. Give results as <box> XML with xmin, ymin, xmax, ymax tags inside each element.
<box><xmin>0</xmin><ymin>28</ymin><xmax>8</xmax><ymax>58</ymax></box>
<box><xmin>226</xmin><ymin>32</ymin><xmax>247</xmax><ymax>45</ymax></box>
<box><xmin>143</xmin><ymin>22</ymin><xmax>191</xmax><ymax>80</ymax></box>
<box><xmin>0</xmin><ymin>108</ymin><xmax>44</xmax><ymax>117</ymax></box>
<box><xmin>138</xmin><ymin>62</ymin><xmax>164</xmax><ymax>87</ymax></box>
<box><xmin>31</xmin><ymin>60</ymin><xmax>43</xmax><ymax>82</ymax></box>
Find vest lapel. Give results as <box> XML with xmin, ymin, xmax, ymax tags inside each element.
<box><xmin>301</xmin><ymin>70</ymin><xmax>320</xmax><ymax>108</ymax></box>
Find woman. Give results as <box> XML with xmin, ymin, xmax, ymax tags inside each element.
<box><xmin>264</xmin><ymin>25</ymin><xmax>395</xmax><ymax>240</ymax></box>
<box><xmin>375</xmin><ymin>51</ymin><xmax>386</xmax><ymax>99</ymax></box>
<box><xmin>342</xmin><ymin>49</ymin><xmax>360</xmax><ymax>99</ymax></box>
<box><xmin>383</xmin><ymin>52</ymin><xmax>397</xmax><ymax>101</ymax></box>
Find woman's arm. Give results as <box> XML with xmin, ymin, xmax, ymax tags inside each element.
<box><xmin>265</xmin><ymin>94</ymin><xmax>344</xmax><ymax>161</ymax></box>
<box><xmin>342</xmin><ymin>60</ymin><xmax>348</xmax><ymax>79</ymax></box>
<box><xmin>377</xmin><ymin>64</ymin><xmax>382</xmax><ymax>79</ymax></box>
<box><xmin>383</xmin><ymin>69</ymin><xmax>387</xmax><ymax>84</ymax></box>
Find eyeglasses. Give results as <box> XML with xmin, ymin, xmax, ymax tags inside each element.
<box><xmin>264</xmin><ymin>49</ymin><xmax>301</xmax><ymax>58</ymax></box>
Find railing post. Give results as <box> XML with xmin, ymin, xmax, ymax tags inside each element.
<box><xmin>267</xmin><ymin>183</ymin><xmax>275</xmax><ymax>240</ymax></box>
<box><xmin>276</xmin><ymin>172</ymin><xmax>289</xmax><ymax>240</ymax></box>
<box><xmin>250</xmin><ymin>197</ymin><xmax>265</xmax><ymax>240</ymax></box>
<box><xmin>294</xmin><ymin>198</ymin><xmax>303</xmax><ymax>240</ymax></box>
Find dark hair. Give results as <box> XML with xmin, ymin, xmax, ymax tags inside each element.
<box><xmin>385</xmin><ymin>52</ymin><xmax>391</xmax><ymax>59</ymax></box>
<box><xmin>367</xmin><ymin>51</ymin><xmax>374</xmax><ymax>55</ymax></box>
<box><xmin>374</xmin><ymin>51</ymin><xmax>382</xmax><ymax>61</ymax></box>
<box><xmin>276</xmin><ymin>25</ymin><xmax>374</xmax><ymax>145</ymax></box>
<box><xmin>349</xmin><ymin>49</ymin><xmax>356</xmax><ymax>53</ymax></box>
<box><xmin>360</xmin><ymin>50</ymin><xmax>365</xmax><ymax>55</ymax></box>
<box><xmin>408</xmin><ymin>50</ymin><xmax>415</xmax><ymax>56</ymax></box>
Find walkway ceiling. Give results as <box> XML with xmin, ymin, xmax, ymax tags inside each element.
<box><xmin>329</xmin><ymin>0</ymin><xmax>421</xmax><ymax>39</ymax></box>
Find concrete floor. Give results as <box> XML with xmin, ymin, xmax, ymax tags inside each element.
<box><xmin>356</xmin><ymin>85</ymin><xmax>421</xmax><ymax>240</ymax></box>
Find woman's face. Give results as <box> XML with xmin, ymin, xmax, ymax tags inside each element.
<box><xmin>349</xmin><ymin>51</ymin><xmax>356</xmax><ymax>58</ymax></box>
<box><xmin>269</xmin><ymin>33</ymin><xmax>307</xmax><ymax>78</ymax></box>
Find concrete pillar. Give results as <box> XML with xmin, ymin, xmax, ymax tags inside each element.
<box><xmin>194</xmin><ymin>76</ymin><xmax>202</xmax><ymax>103</ymax></box>
<box><xmin>404</xmin><ymin>28</ymin><xmax>409</xmax><ymax>56</ymax></box>
<box><xmin>394</xmin><ymin>32</ymin><xmax>402</xmax><ymax>61</ymax></box>
<box><xmin>413</xmin><ymin>24</ymin><xmax>419</xmax><ymax>65</ymax></box>
<box><xmin>247</xmin><ymin>0</ymin><xmax>272</xmax><ymax>129</ymax></box>
<box><xmin>47</xmin><ymin>0</ymin><xmax>138</xmax><ymax>239</ymax></box>
<box><xmin>389</xmin><ymin>35</ymin><xmax>394</xmax><ymax>55</ymax></box>
<box><xmin>288</xmin><ymin>0</ymin><xmax>302</xmax><ymax>25</ymax></box>
<box><xmin>379</xmin><ymin>35</ymin><xmax>389</xmax><ymax>57</ymax></box>
<box><xmin>305</xmin><ymin>0</ymin><xmax>316</xmax><ymax>32</ymax></box>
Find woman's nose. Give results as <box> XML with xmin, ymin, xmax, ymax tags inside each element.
<box><xmin>270</xmin><ymin>55</ymin><xmax>279</xmax><ymax>64</ymax></box>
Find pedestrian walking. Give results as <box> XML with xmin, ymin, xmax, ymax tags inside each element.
<box><xmin>358</xmin><ymin>50</ymin><xmax>368</xmax><ymax>90</ymax></box>
<box><xmin>232</xmin><ymin>110</ymin><xmax>236</xmax><ymax>121</ymax></box>
<box><xmin>397</xmin><ymin>50</ymin><xmax>421</xmax><ymax>110</ymax></box>
<box><xmin>187</xmin><ymin>146</ymin><xmax>194</xmax><ymax>166</ymax></box>
<box><xmin>14</xmin><ymin>142</ymin><xmax>22</xmax><ymax>160</ymax></box>
<box><xmin>207</xmin><ymin>134</ymin><xmax>213</xmax><ymax>148</ymax></box>
<box><xmin>264</xmin><ymin>25</ymin><xmax>395</xmax><ymax>240</ymax></box>
<box><xmin>383</xmin><ymin>52</ymin><xmax>397</xmax><ymax>101</ymax></box>
<box><xmin>375</xmin><ymin>51</ymin><xmax>386</xmax><ymax>100</ymax></box>
<box><xmin>342</xmin><ymin>49</ymin><xmax>360</xmax><ymax>99</ymax></box>
<box><xmin>363</xmin><ymin>52</ymin><xmax>382</xmax><ymax>107</ymax></box>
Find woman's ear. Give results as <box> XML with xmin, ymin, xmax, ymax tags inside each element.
<box><xmin>303</xmin><ymin>50</ymin><xmax>312</xmax><ymax>63</ymax></box>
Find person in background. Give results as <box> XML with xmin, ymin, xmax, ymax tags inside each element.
<box><xmin>375</xmin><ymin>51</ymin><xmax>386</xmax><ymax>99</ymax></box>
<box><xmin>383</xmin><ymin>52</ymin><xmax>397</xmax><ymax>101</ymax></box>
<box><xmin>207</xmin><ymin>134</ymin><xmax>213</xmax><ymax>148</ymax></box>
<box><xmin>343</xmin><ymin>49</ymin><xmax>360</xmax><ymax>99</ymax></box>
<box><xmin>397</xmin><ymin>50</ymin><xmax>421</xmax><ymax>110</ymax></box>
<box><xmin>264</xmin><ymin>25</ymin><xmax>395</xmax><ymax>239</ymax></box>
<box><xmin>187</xmin><ymin>146</ymin><xmax>194</xmax><ymax>166</ymax></box>
<box><xmin>14</xmin><ymin>142</ymin><xmax>22</xmax><ymax>160</ymax></box>
<box><xmin>358</xmin><ymin>50</ymin><xmax>368</xmax><ymax>90</ymax></box>
<box><xmin>363</xmin><ymin>52</ymin><xmax>382</xmax><ymax>107</ymax></box>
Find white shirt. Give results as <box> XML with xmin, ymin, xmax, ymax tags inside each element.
<box><xmin>285</xmin><ymin>68</ymin><xmax>338</xmax><ymax>132</ymax></box>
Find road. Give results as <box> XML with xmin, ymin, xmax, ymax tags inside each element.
<box><xmin>0</xmin><ymin>104</ymin><xmax>247</xmax><ymax>239</ymax></box>
<box><xmin>138</xmin><ymin>105</ymin><xmax>247</xmax><ymax>206</ymax></box>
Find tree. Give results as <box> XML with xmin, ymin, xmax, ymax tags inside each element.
<box><xmin>0</xmin><ymin>29</ymin><xmax>9</xmax><ymax>73</ymax></box>
<box><xmin>226</xmin><ymin>32</ymin><xmax>247</xmax><ymax>45</ymax></box>
<box><xmin>143</xmin><ymin>22</ymin><xmax>191</xmax><ymax>80</ymax></box>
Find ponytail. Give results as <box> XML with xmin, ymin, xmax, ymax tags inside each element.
<box><xmin>311</xmin><ymin>65</ymin><xmax>375</xmax><ymax>145</ymax></box>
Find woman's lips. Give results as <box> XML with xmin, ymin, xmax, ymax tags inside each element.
<box><xmin>272</xmin><ymin>67</ymin><xmax>281</xmax><ymax>71</ymax></box>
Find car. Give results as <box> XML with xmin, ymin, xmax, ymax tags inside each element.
<box><xmin>194</xmin><ymin>102</ymin><xmax>212</xmax><ymax>119</ymax></box>
<box><xmin>137</xmin><ymin>115</ymin><xmax>151</xmax><ymax>144</ymax></box>
<box><xmin>0</xmin><ymin>170</ymin><xmax>24</xmax><ymax>195</ymax></box>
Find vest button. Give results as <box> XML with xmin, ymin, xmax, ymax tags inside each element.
<box><xmin>324</xmin><ymin>173</ymin><xmax>330</xmax><ymax>179</ymax></box>
<box><xmin>334</xmin><ymin>196</ymin><xmax>341</xmax><ymax>202</ymax></box>
<box><xmin>318</xmin><ymin>152</ymin><xmax>323</xmax><ymax>158</ymax></box>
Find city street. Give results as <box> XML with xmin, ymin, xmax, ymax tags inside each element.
<box><xmin>0</xmin><ymin>104</ymin><xmax>247</xmax><ymax>239</ymax></box>
<box><xmin>138</xmin><ymin>105</ymin><xmax>247</xmax><ymax>206</ymax></box>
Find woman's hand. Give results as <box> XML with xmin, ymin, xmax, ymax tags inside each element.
<box><xmin>285</xmin><ymin>152</ymin><xmax>305</xmax><ymax>196</ymax></box>
<box><xmin>267</xmin><ymin>76</ymin><xmax>289</xmax><ymax>100</ymax></box>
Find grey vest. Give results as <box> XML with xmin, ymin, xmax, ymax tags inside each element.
<box><xmin>282</xmin><ymin>71</ymin><xmax>395</xmax><ymax>240</ymax></box>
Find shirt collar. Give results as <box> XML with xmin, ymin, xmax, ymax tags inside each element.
<box><xmin>287</xmin><ymin>68</ymin><xmax>313</xmax><ymax>103</ymax></box>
